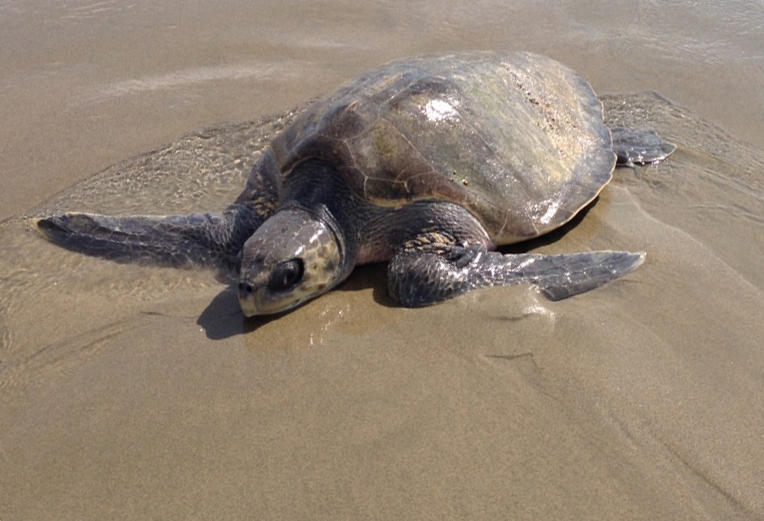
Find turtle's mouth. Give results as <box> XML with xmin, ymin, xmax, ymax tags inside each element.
<box><xmin>236</xmin><ymin>206</ymin><xmax>345</xmax><ymax>317</ymax></box>
<box><xmin>238</xmin><ymin>293</ymin><xmax>302</xmax><ymax>317</ymax></box>
<box><xmin>237</xmin><ymin>258</ymin><xmax>338</xmax><ymax>316</ymax></box>
<box><xmin>237</xmin><ymin>281</ymin><xmax>309</xmax><ymax>317</ymax></box>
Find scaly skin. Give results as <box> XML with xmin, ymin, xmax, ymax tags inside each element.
<box><xmin>38</xmin><ymin>157</ymin><xmax>653</xmax><ymax>314</ymax></box>
<box><xmin>37</xmin><ymin>152</ymin><xmax>279</xmax><ymax>268</ymax></box>
<box><xmin>36</xmin><ymin>52</ymin><xmax>676</xmax><ymax>315</ymax></box>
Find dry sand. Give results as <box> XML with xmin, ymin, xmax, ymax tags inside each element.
<box><xmin>1</xmin><ymin>1</ymin><xmax>763</xmax><ymax>520</ymax></box>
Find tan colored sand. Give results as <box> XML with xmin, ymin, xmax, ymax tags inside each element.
<box><xmin>1</xmin><ymin>1</ymin><xmax>763</xmax><ymax>520</ymax></box>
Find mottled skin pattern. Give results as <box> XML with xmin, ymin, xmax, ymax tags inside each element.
<box><xmin>37</xmin><ymin>52</ymin><xmax>674</xmax><ymax>315</ymax></box>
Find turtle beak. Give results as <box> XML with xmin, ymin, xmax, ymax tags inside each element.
<box><xmin>237</xmin><ymin>279</ymin><xmax>260</xmax><ymax>317</ymax></box>
<box><xmin>236</xmin><ymin>274</ymin><xmax>306</xmax><ymax>317</ymax></box>
<box><xmin>237</xmin><ymin>250</ymin><xmax>271</xmax><ymax>316</ymax></box>
<box><xmin>238</xmin><ymin>271</ymin><xmax>282</xmax><ymax>316</ymax></box>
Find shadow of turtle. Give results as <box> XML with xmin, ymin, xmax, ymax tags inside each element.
<box><xmin>197</xmin><ymin>197</ymin><xmax>600</xmax><ymax>338</ymax></box>
<box><xmin>501</xmin><ymin>196</ymin><xmax>596</xmax><ymax>254</ymax></box>
<box><xmin>197</xmin><ymin>264</ymin><xmax>386</xmax><ymax>340</ymax></box>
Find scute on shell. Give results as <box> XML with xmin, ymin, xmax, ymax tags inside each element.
<box><xmin>269</xmin><ymin>51</ymin><xmax>616</xmax><ymax>245</ymax></box>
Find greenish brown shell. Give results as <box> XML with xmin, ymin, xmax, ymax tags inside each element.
<box><xmin>269</xmin><ymin>51</ymin><xmax>616</xmax><ymax>245</ymax></box>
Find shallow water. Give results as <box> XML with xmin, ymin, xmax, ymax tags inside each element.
<box><xmin>1</xmin><ymin>1</ymin><xmax>763</xmax><ymax>520</ymax></box>
<box><xmin>2</xmin><ymin>0</ymin><xmax>764</xmax><ymax>221</ymax></box>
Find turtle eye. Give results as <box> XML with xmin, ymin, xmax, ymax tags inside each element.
<box><xmin>268</xmin><ymin>259</ymin><xmax>304</xmax><ymax>292</ymax></box>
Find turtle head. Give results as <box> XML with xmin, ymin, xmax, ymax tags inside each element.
<box><xmin>237</xmin><ymin>207</ymin><xmax>344</xmax><ymax>316</ymax></box>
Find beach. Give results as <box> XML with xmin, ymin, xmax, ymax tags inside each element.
<box><xmin>1</xmin><ymin>1</ymin><xmax>763</xmax><ymax>519</ymax></box>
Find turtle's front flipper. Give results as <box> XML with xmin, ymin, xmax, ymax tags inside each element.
<box><xmin>37</xmin><ymin>203</ymin><xmax>264</xmax><ymax>268</ymax></box>
<box><xmin>611</xmin><ymin>127</ymin><xmax>676</xmax><ymax>166</ymax></box>
<box><xmin>387</xmin><ymin>243</ymin><xmax>645</xmax><ymax>307</ymax></box>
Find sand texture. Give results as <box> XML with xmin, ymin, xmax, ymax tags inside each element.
<box><xmin>1</xmin><ymin>1</ymin><xmax>763</xmax><ymax>520</ymax></box>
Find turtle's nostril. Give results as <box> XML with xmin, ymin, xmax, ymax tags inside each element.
<box><xmin>238</xmin><ymin>281</ymin><xmax>254</xmax><ymax>295</ymax></box>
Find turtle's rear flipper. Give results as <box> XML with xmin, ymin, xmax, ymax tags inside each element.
<box><xmin>387</xmin><ymin>244</ymin><xmax>645</xmax><ymax>307</ymax></box>
<box><xmin>611</xmin><ymin>127</ymin><xmax>676</xmax><ymax>166</ymax></box>
<box><xmin>37</xmin><ymin>204</ymin><xmax>263</xmax><ymax>268</ymax></box>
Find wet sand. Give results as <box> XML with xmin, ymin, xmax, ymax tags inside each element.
<box><xmin>1</xmin><ymin>1</ymin><xmax>763</xmax><ymax>520</ymax></box>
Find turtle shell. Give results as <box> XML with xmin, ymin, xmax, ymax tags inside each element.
<box><xmin>269</xmin><ymin>51</ymin><xmax>615</xmax><ymax>244</ymax></box>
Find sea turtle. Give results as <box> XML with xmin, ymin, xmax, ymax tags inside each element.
<box><xmin>38</xmin><ymin>51</ymin><xmax>675</xmax><ymax>316</ymax></box>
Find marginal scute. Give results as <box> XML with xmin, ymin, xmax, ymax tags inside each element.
<box><xmin>270</xmin><ymin>51</ymin><xmax>616</xmax><ymax>245</ymax></box>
